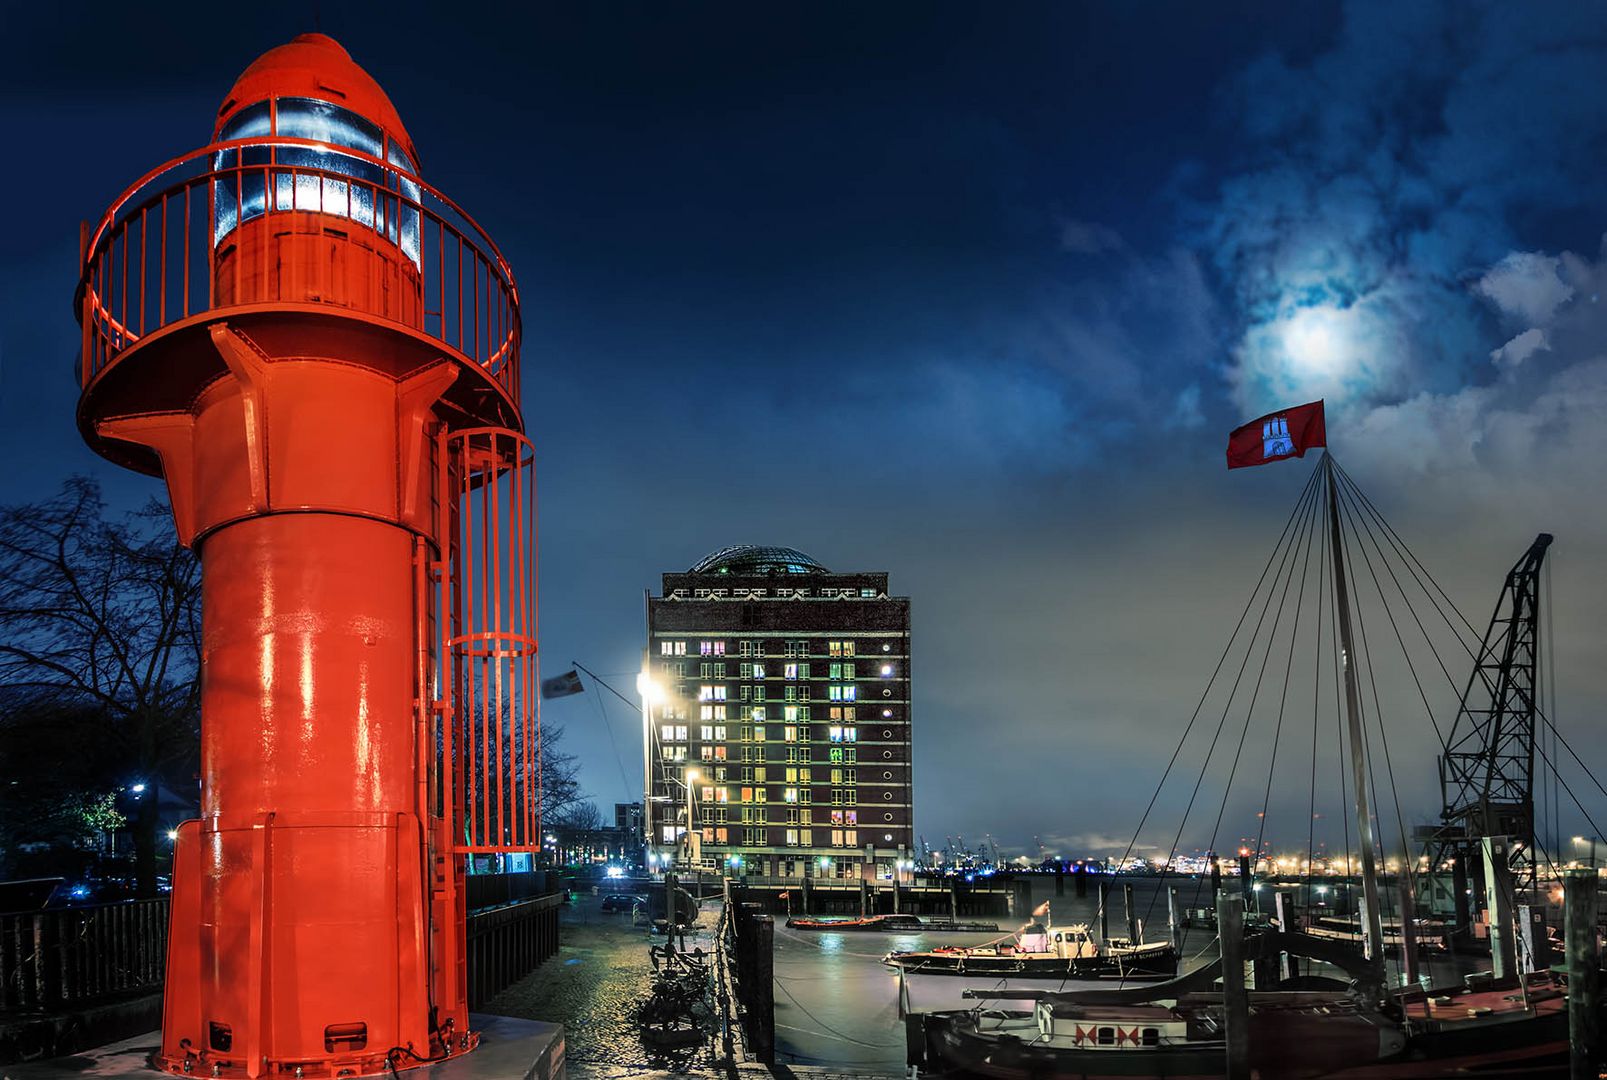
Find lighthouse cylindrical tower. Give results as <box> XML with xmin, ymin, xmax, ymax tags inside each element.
<box><xmin>74</xmin><ymin>34</ymin><xmax>539</xmax><ymax>1078</ymax></box>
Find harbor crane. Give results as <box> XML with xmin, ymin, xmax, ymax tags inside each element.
<box><xmin>1418</xmin><ymin>533</ymin><xmax>1551</xmax><ymax>927</ymax></box>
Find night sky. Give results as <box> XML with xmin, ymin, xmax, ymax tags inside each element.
<box><xmin>4</xmin><ymin>2</ymin><xmax>1606</xmax><ymax>863</ymax></box>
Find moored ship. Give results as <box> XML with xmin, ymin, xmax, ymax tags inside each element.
<box><xmin>884</xmin><ymin>917</ymin><xmax>1178</xmax><ymax>981</ymax></box>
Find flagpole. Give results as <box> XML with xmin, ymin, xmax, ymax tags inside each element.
<box><xmin>1323</xmin><ymin>453</ymin><xmax>1387</xmax><ymax>981</ymax></box>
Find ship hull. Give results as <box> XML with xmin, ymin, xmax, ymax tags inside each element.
<box><xmin>889</xmin><ymin>946</ymin><xmax>1178</xmax><ymax>981</ymax></box>
<box><xmin>915</xmin><ymin>1001</ymin><xmax>1570</xmax><ymax>1080</ymax></box>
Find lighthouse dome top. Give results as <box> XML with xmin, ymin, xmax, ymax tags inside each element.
<box><xmin>214</xmin><ymin>33</ymin><xmax>419</xmax><ymax>170</ymax></box>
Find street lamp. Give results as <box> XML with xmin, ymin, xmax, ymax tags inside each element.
<box><xmin>1573</xmin><ymin>836</ymin><xmax>1598</xmax><ymax>869</ymax></box>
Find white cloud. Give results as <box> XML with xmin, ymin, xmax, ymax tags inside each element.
<box><xmin>1490</xmin><ymin>327</ymin><xmax>1548</xmax><ymax>369</ymax></box>
<box><xmin>1475</xmin><ymin>251</ymin><xmax>1575</xmax><ymax>326</ymax></box>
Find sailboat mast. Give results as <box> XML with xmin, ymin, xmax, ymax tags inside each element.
<box><xmin>1324</xmin><ymin>454</ymin><xmax>1387</xmax><ymax>972</ymax></box>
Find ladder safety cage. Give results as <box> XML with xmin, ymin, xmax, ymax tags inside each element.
<box><xmin>437</xmin><ymin>426</ymin><xmax>540</xmax><ymax>853</ymax></box>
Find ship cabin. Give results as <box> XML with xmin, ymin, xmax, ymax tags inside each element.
<box><xmin>1047</xmin><ymin>924</ymin><xmax>1099</xmax><ymax>958</ymax></box>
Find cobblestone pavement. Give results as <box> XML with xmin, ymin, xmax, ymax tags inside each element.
<box><xmin>482</xmin><ymin>893</ymin><xmax>905</xmax><ymax>1079</ymax></box>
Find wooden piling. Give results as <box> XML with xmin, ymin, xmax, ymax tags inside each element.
<box><xmin>1397</xmin><ymin>876</ymin><xmax>1420</xmax><ymax>986</ymax></box>
<box><xmin>1217</xmin><ymin>888</ymin><xmax>1250</xmax><ymax>1080</ymax></box>
<box><xmin>1566</xmin><ymin>869</ymin><xmax>1599</xmax><ymax>1080</ymax></box>
<box><xmin>1099</xmin><ymin>880</ymin><xmax>1110</xmax><ymax>943</ymax></box>
<box><xmin>1273</xmin><ymin>890</ymin><xmax>1295</xmax><ymax>982</ymax></box>
<box><xmin>1168</xmin><ymin>885</ymin><xmax>1182</xmax><ymax>955</ymax></box>
<box><xmin>1124</xmin><ymin>883</ymin><xmax>1140</xmax><ymax>945</ymax></box>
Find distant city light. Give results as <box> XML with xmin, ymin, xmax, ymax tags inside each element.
<box><xmin>605</xmin><ymin>865</ymin><xmax>625</xmax><ymax>878</ymax></box>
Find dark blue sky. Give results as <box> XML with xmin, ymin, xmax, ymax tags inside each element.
<box><xmin>4</xmin><ymin>2</ymin><xmax>1606</xmax><ymax>861</ymax></box>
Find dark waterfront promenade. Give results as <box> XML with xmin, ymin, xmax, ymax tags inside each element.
<box><xmin>484</xmin><ymin>873</ymin><xmax>1502</xmax><ymax>1077</ymax></box>
<box><xmin>483</xmin><ymin>890</ymin><xmax>910</xmax><ymax>1076</ymax></box>
<box><xmin>483</xmin><ymin>876</ymin><xmax>1239</xmax><ymax>1076</ymax></box>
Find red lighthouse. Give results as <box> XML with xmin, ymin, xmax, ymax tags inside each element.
<box><xmin>75</xmin><ymin>34</ymin><xmax>538</xmax><ymax>1077</ymax></box>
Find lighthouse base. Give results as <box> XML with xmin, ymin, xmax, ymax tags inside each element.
<box><xmin>2</xmin><ymin>1015</ymin><xmax>564</xmax><ymax>1080</ymax></box>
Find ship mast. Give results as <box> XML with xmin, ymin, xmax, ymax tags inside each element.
<box><xmin>1324</xmin><ymin>454</ymin><xmax>1387</xmax><ymax>975</ymax></box>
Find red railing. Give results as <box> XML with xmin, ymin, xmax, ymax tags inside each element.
<box><xmin>78</xmin><ymin>137</ymin><xmax>520</xmax><ymax>403</ymax></box>
<box><xmin>439</xmin><ymin>427</ymin><xmax>540</xmax><ymax>853</ymax></box>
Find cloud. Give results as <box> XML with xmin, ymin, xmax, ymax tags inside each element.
<box><xmin>1182</xmin><ymin>1</ymin><xmax>1607</xmax><ymax>432</ymax></box>
<box><xmin>1475</xmin><ymin>252</ymin><xmax>1575</xmax><ymax>327</ymax></box>
<box><xmin>1490</xmin><ymin>327</ymin><xmax>1549</xmax><ymax>370</ymax></box>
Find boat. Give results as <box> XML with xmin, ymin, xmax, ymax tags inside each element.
<box><xmin>884</xmin><ymin>917</ymin><xmax>1178</xmax><ymax>981</ymax></box>
<box><xmin>786</xmin><ymin>913</ymin><xmax>1000</xmax><ymax>932</ymax></box>
<box><xmin>909</xmin><ymin>929</ymin><xmax>1572</xmax><ymax>1079</ymax></box>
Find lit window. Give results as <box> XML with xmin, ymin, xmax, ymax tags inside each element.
<box><xmin>845</xmin><ymin>810</ymin><xmax>857</xmax><ymax>825</ymax></box>
<box><xmin>784</xmin><ymin>788</ymin><xmax>799</xmax><ymax>803</ymax></box>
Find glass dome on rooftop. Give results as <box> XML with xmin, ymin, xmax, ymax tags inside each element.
<box><xmin>688</xmin><ymin>545</ymin><xmax>829</xmax><ymax>576</ymax></box>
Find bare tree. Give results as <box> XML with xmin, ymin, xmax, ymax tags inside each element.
<box><xmin>549</xmin><ymin>799</ymin><xmax>603</xmax><ymax>832</ymax></box>
<box><xmin>0</xmin><ymin>478</ymin><xmax>200</xmax><ymax>897</ymax></box>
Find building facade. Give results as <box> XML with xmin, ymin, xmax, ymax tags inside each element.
<box><xmin>646</xmin><ymin>545</ymin><xmax>913</xmax><ymax>880</ymax></box>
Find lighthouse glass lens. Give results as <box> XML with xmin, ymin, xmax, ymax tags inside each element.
<box><xmin>274</xmin><ymin>98</ymin><xmax>384</xmax><ymax>159</ymax></box>
<box><xmin>219</xmin><ymin>101</ymin><xmax>272</xmax><ymax>142</ymax></box>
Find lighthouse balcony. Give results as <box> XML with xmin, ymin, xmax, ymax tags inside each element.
<box><xmin>75</xmin><ymin>138</ymin><xmax>521</xmax><ymax>466</ymax></box>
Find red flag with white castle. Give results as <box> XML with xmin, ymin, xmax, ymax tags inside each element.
<box><xmin>1226</xmin><ymin>399</ymin><xmax>1327</xmax><ymax>469</ymax></box>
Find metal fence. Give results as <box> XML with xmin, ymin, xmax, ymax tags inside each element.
<box><xmin>465</xmin><ymin>870</ymin><xmax>557</xmax><ymax>911</ymax></box>
<box><xmin>1</xmin><ymin>900</ymin><xmax>168</xmax><ymax>1011</ymax></box>
<box><xmin>4</xmin><ymin>885</ymin><xmax>562</xmax><ymax>1015</ymax></box>
<box><xmin>465</xmin><ymin>892</ymin><xmax>562</xmax><ymax>1009</ymax></box>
